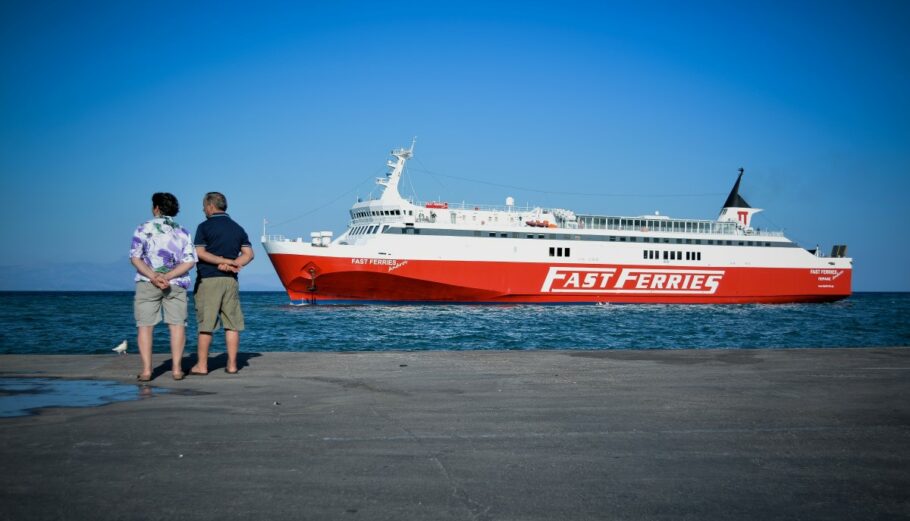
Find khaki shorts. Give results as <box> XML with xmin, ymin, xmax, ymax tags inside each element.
<box><xmin>134</xmin><ymin>282</ymin><xmax>188</xmax><ymax>327</ymax></box>
<box><xmin>195</xmin><ymin>277</ymin><xmax>245</xmax><ymax>333</ymax></box>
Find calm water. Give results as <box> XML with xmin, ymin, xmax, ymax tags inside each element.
<box><xmin>0</xmin><ymin>292</ymin><xmax>907</xmax><ymax>354</ymax></box>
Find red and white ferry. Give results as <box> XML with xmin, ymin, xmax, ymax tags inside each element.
<box><xmin>263</xmin><ymin>142</ymin><xmax>851</xmax><ymax>304</ymax></box>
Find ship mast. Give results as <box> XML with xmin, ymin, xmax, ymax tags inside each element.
<box><xmin>377</xmin><ymin>137</ymin><xmax>416</xmax><ymax>204</ymax></box>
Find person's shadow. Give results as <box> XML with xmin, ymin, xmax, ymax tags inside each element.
<box><xmin>151</xmin><ymin>352</ymin><xmax>262</xmax><ymax>380</ymax></box>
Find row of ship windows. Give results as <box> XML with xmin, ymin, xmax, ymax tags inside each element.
<box><xmin>350</xmin><ymin>224</ymin><xmax>387</xmax><ymax>235</ymax></box>
<box><xmin>352</xmin><ymin>209</ymin><xmax>411</xmax><ymax>219</ymax></box>
<box><xmin>482</xmin><ymin>231</ymin><xmax>774</xmax><ymax>247</ymax></box>
<box><xmin>359</xmin><ymin>226</ymin><xmax>783</xmax><ymax>248</ymax></box>
<box><xmin>644</xmin><ymin>250</ymin><xmax>702</xmax><ymax>261</ymax></box>
<box><xmin>549</xmin><ymin>247</ymin><xmax>571</xmax><ymax>257</ymax></box>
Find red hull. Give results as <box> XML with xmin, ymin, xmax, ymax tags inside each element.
<box><xmin>267</xmin><ymin>253</ymin><xmax>852</xmax><ymax>304</ymax></box>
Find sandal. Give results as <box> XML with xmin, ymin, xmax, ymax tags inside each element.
<box><xmin>137</xmin><ymin>373</ymin><xmax>152</xmax><ymax>382</ymax></box>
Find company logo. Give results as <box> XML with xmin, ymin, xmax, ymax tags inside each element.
<box><xmin>737</xmin><ymin>210</ymin><xmax>749</xmax><ymax>226</ymax></box>
<box><xmin>541</xmin><ymin>267</ymin><xmax>725</xmax><ymax>294</ymax></box>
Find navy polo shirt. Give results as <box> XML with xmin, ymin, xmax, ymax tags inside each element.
<box><xmin>194</xmin><ymin>213</ymin><xmax>251</xmax><ymax>279</ymax></box>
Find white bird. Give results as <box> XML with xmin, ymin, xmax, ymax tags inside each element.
<box><xmin>112</xmin><ymin>340</ymin><xmax>127</xmax><ymax>355</ymax></box>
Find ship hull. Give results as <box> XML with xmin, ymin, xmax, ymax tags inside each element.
<box><xmin>266</xmin><ymin>252</ymin><xmax>852</xmax><ymax>304</ymax></box>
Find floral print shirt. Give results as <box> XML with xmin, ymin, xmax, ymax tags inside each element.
<box><xmin>130</xmin><ymin>217</ymin><xmax>197</xmax><ymax>289</ymax></box>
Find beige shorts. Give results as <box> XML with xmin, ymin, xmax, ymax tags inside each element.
<box><xmin>195</xmin><ymin>277</ymin><xmax>245</xmax><ymax>333</ymax></box>
<box><xmin>134</xmin><ymin>282</ymin><xmax>188</xmax><ymax>327</ymax></box>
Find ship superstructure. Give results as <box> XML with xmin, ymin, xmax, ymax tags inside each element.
<box><xmin>263</xmin><ymin>142</ymin><xmax>852</xmax><ymax>304</ymax></box>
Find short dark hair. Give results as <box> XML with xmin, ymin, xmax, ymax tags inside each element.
<box><xmin>152</xmin><ymin>192</ymin><xmax>180</xmax><ymax>217</ymax></box>
<box><xmin>204</xmin><ymin>192</ymin><xmax>227</xmax><ymax>211</ymax></box>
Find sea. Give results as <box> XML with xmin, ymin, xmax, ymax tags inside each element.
<box><xmin>0</xmin><ymin>291</ymin><xmax>908</xmax><ymax>354</ymax></box>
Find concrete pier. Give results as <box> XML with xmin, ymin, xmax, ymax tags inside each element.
<box><xmin>1</xmin><ymin>348</ymin><xmax>909</xmax><ymax>520</ymax></box>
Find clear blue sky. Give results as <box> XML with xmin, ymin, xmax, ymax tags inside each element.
<box><xmin>1</xmin><ymin>1</ymin><xmax>908</xmax><ymax>291</ymax></box>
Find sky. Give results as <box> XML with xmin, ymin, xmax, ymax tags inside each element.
<box><xmin>1</xmin><ymin>1</ymin><xmax>908</xmax><ymax>291</ymax></box>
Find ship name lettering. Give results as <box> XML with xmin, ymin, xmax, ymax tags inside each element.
<box><xmin>351</xmin><ymin>258</ymin><xmax>401</xmax><ymax>266</ymax></box>
<box><xmin>542</xmin><ymin>267</ymin><xmax>724</xmax><ymax>294</ymax></box>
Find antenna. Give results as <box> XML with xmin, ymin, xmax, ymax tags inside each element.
<box><xmin>409</xmin><ymin>136</ymin><xmax>417</xmax><ymax>154</ymax></box>
<box><xmin>738</xmin><ymin>167</ymin><xmax>744</xmax><ymax>176</ymax></box>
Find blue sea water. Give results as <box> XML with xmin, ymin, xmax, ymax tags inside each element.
<box><xmin>0</xmin><ymin>292</ymin><xmax>907</xmax><ymax>354</ymax></box>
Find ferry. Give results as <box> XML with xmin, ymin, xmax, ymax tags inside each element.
<box><xmin>262</xmin><ymin>141</ymin><xmax>852</xmax><ymax>304</ymax></box>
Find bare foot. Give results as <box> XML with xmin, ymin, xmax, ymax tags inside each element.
<box><xmin>189</xmin><ymin>365</ymin><xmax>208</xmax><ymax>375</ymax></box>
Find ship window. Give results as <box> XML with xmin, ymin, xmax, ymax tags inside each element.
<box><xmin>609</xmin><ymin>236</ymin><xmax>616</xmax><ymax>241</ymax></box>
<box><xmin>685</xmin><ymin>239</ymin><xmax>692</xmax><ymax>244</ymax></box>
<box><xmin>489</xmin><ymin>232</ymin><xmax>496</xmax><ymax>237</ymax></box>
<box><xmin>708</xmin><ymin>240</ymin><xmax>714</xmax><ymax>245</ymax></box>
<box><xmin>738</xmin><ymin>241</ymin><xmax>744</xmax><ymax>246</ymax></box>
<box><xmin>557</xmin><ymin>247</ymin><xmax>563</xmax><ymax>256</ymax></box>
<box><xmin>549</xmin><ymin>247</ymin><xmax>555</xmax><ymax>257</ymax></box>
<box><xmin>765</xmin><ymin>242</ymin><xmax>771</xmax><ymax>247</ymax></box>
<box><xmin>401</xmin><ymin>229</ymin><xmax>407</xmax><ymax>234</ymax></box>
<box><xmin>501</xmin><ymin>233</ymin><xmax>508</xmax><ymax>238</ymax></box>
<box><xmin>565</xmin><ymin>248</ymin><xmax>570</xmax><ymax>257</ymax></box>
<box><xmin>414</xmin><ymin>229</ymin><xmax>420</xmax><ymax>234</ymax></box>
<box><xmin>527</xmin><ymin>235</ymin><xmax>534</xmax><ymax>239</ymax></box>
<box><xmin>663</xmin><ymin>251</ymin><xmax>668</xmax><ymax>260</ymax></box>
<box><xmin>697</xmin><ymin>252</ymin><xmax>702</xmax><ymax>261</ymax></box>
<box><xmin>686</xmin><ymin>252</ymin><xmax>690</xmax><ymax>260</ymax></box>
<box><xmin>747</xmin><ymin>241</ymin><xmax>753</xmax><ymax>246</ymax></box>
<box><xmin>643</xmin><ymin>250</ymin><xmax>648</xmax><ymax>259</ymax></box>
<box><xmin>538</xmin><ymin>235</ymin><xmax>545</xmax><ymax>239</ymax></box>
<box><xmin>695</xmin><ymin>239</ymin><xmax>702</xmax><ymax>244</ymax></box>
<box><xmin>620</xmin><ymin>237</ymin><xmax>626</xmax><ymax>242</ymax></box>
<box><xmin>726</xmin><ymin>240</ymin><xmax>732</xmax><ymax>245</ymax></box>
<box><xmin>678</xmin><ymin>251</ymin><xmax>682</xmax><ymax>259</ymax></box>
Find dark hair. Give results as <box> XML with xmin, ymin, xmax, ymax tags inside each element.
<box><xmin>152</xmin><ymin>192</ymin><xmax>180</xmax><ymax>217</ymax></box>
<box><xmin>204</xmin><ymin>192</ymin><xmax>227</xmax><ymax>211</ymax></box>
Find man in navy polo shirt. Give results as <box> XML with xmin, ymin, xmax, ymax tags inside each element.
<box><xmin>190</xmin><ymin>192</ymin><xmax>254</xmax><ymax>375</ymax></box>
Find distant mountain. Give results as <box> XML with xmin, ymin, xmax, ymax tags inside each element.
<box><xmin>0</xmin><ymin>260</ymin><xmax>284</xmax><ymax>291</ymax></box>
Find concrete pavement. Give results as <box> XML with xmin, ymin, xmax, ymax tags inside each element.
<box><xmin>1</xmin><ymin>348</ymin><xmax>909</xmax><ymax>520</ymax></box>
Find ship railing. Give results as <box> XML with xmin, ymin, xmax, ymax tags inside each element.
<box><xmin>575</xmin><ymin>215</ymin><xmax>784</xmax><ymax>237</ymax></box>
<box><xmin>415</xmin><ymin>200</ymin><xmax>538</xmax><ymax>213</ymax></box>
<box><xmin>263</xmin><ymin>234</ymin><xmax>289</xmax><ymax>242</ymax></box>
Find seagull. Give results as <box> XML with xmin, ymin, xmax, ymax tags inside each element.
<box><xmin>112</xmin><ymin>340</ymin><xmax>127</xmax><ymax>355</ymax></box>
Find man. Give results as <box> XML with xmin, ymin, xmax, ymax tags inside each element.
<box><xmin>130</xmin><ymin>192</ymin><xmax>197</xmax><ymax>382</ymax></box>
<box><xmin>190</xmin><ymin>192</ymin><xmax>254</xmax><ymax>375</ymax></box>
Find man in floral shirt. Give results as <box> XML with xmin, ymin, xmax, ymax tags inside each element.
<box><xmin>129</xmin><ymin>192</ymin><xmax>197</xmax><ymax>382</ymax></box>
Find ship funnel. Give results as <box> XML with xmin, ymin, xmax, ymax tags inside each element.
<box><xmin>717</xmin><ymin>168</ymin><xmax>762</xmax><ymax>229</ymax></box>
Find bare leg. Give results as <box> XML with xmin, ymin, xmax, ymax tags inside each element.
<box><xmin>225</xmin><ymin>329</ymin><xmax>239</xmax><ymax>373</ymax></box>
<box><xmin>168</xmin><ymin>324</ymin><xmax>185</xmax><ymax>376</ymax></box>
<box><xmin>192</xmin><ymin>332</ymin><xmax>212</xmax><ymax>374</ymax></box>
<box><xmin>137</xmin><ymin>326</ymin><xmax>153</xmax><ymax>379</ymax></box>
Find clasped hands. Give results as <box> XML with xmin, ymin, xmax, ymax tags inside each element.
<box><xmin>218</xmin><ymin>260</ymin><xmax>242</xmax><ymax>274</ymax></box>
<box><xmin>150</xmin><ymin>273</ymin><xmax>171</xmax><ymax>290</ymax></box>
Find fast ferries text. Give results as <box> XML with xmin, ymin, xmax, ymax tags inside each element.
<box><xmin>541</xmin><ymin>267</ymin><xmax>725</xmax><ymax>294</ymax></box>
